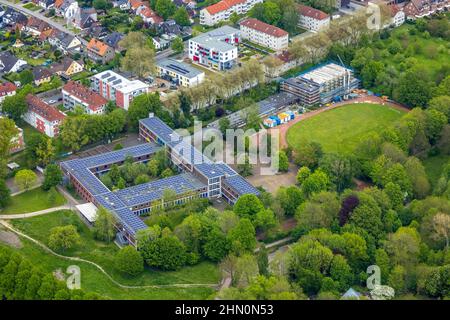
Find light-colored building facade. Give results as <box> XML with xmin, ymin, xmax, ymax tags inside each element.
<box><xmin>297</xmin><ymin>4</ymin><xmax>330</xmax><ymax>32</ymax></box>
<box><xmin>0</xmin><ymin>82</ymin><xmax>17</xmax><ymax>104</ymax></box>
<box><xmin>156</xmin><ymin>58</ymin><xmax>205</xmax><ymax>87</ymax></box>
<box><xmin>62</xmin><ymin>81</ymin><xmax>108</xmax><ymax>115</ymax></box>
<box><xmin>90</xmin><ymin>71</ymin><xmax>150</xmax><ymax>110</ymax></box>
<box><xmin>188</xmin><ymin>25</ymin><xmax>240</xmax><ymax>71</ymax></box>
<box><xmin>24</xmin><ymin>94</ymin><xmax>66</xmax><ymax>138</ymax></box>
<box><xmin>200</xmin><ymin>0</ymin><xmax>263</xmax><ymax>26</ymax></box>
<box><xmin>239</xmin><ymin>18</ymin><xmax>289</xmax><ymax>51</ymax></box>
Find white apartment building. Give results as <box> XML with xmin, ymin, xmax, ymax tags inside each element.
<box><xmin>188</xmin><ymin>25</ymin><xmax>240</xmax><ymax>71</ymax></box>
<box><xmin>297</xmin><ymin>4</ymin><xmax>330</xmax><ymax>32</ymax></box>
<box><xmin>239</xmin><ymin>18</ymin><xmax>289</xmax><ymax>51</ymax></box>
<box><xmin>200</xmin><ymin>0</ymin><xmax>263</xmax><ymax>26</ymax></box>
<box><xmin>91</xmin><ymin>71</ymin><xmax>150</xmax><ymax>110</ymax></box>
<box><xmin>24</xmin><ymin>95</ymin><xmax>66</xmax><ymax>138</ymax></box>
<box><xmin>156</xmin><ymin>59</ymin><xmax>205</xmax><ymax>87</ymax></box>
<box><xmin>62</xmin><ymin>81</ymin><xmax>108</xmax><ymax>115</ymax></box>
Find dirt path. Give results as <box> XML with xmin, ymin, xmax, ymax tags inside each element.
<box><xmin>0</xmin><ymin>220</ymin><xmax>218</xmax><ymax>290</ymax></box>
<box><xmin>274</xmin><ymin>96</ymin><xmax>410</xmax><ymax>149</ymax></box>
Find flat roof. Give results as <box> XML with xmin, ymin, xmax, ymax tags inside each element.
<box><xmin>300</xmin><ymin>63</ymin><xmax>353</xmax><ymax>85</ymax></box>
<box><xmin>92</xmin><ymin>70</ymin><xmax>149</xmax><ymax>94</ymax></box>
<box><xmin>75</xmin><ymin>202</ymin><xmax>98</xmax><ymax>223</ymax></box>
<box><xmin>157</xmin><ymin>58</ymin><xmax>204</xmax><ymax>79</ymax></box>
<box><xmin>190</xmin><ymin>25</ymin><xmax>239</xmax><ymax>52</ymax></box>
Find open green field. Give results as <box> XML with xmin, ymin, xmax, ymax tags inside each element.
<box><xmin>5</xmin><ymin>210</ymin><xmax>219</xmax><ymax>299</ymax></box>
<box><xmin>286</xmin><ymin>103</ymin><xmax>406</xmax><ymax>154</ymax></box>
<box><xmin>423</xmin><ymin>154</ymin><xmax>450</xmax><ymax>187</ymax></box>
<box><xmin>1</xmin><ymin>187</ymin><xmax>66</xmax><ymax>214</ymax></box>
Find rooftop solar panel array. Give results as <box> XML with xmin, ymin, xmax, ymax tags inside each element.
<box><xmin>223</xmin><ymin>175</ymin><xmax>260</xmax><ymax>197</ymax></box>
<box><xmin>115</xmin><ymin>173</ymin><xmax>206</xmax><ymax>207</ymax></box>
<box><xmin>195</xmin><ymin>162</ymin><xmax>237</xmax><ymax>179</ymax></box>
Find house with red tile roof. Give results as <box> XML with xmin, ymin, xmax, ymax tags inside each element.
<box><xmin>0</xmin><ymin>82</ymin><xmax>17</xmax><ymax>104</ymax></box>
<box><xmin>297</xmin><ymin>4</ymin><xmax>330</xmax><ymax>32</ymax></box>
<box><xmin>86</xmin><ymin>38</ymin><xmax>115</xmax><ymax>63</ymax></box>
<box><xmin>62</xmin><ymin>81</ymin><xmax>108</xmax><ymax>114</ymax></box>
<box><xmin>239</xmin><ymin>18</ymin><xmax>289</xmax><ymax>51</ymax></box>
<box><xmin>200</xmin><ymin>0</ymin><xmax>263</xmax><ymax>26</ymax></box>
<box><xmin>403</xmin><ymin>0</ymin><xmax>449</xmax><ymax>20</ymax></box>
<box><xmin>137</xmin><ymin>5</ymin><xmax>163</xmax><ymax>25</ymax></box>
<box><xmin>24</xmin><ymin>94</ymin><xmax>66</xmax><ymax>137</ymax></box>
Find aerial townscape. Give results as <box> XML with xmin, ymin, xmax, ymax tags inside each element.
<box><xmin>0</xmin><ymin>0</ymin><xmax>449</xmax><ymax>303</ymax></box>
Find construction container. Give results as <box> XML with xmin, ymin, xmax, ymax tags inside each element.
<box><xmin>285</xmin><ymin>110</ymin><xmax>295</xmax><ymax>120</ymax></box>
<box><xmin>263</xmin><ymin>118</ymin><xmax>277</xmax><ymax>128</ymax></box>
<box><xmin>277</xmin><ymin>112</ymin><xmax>290</xmax><ymax>123</ymax></box>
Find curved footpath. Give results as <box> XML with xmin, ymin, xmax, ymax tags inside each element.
<box><xmin>0</xmin><ymin>205</ymin><xmax>74</xmax><ymax>220</ymax></box>
<box><xmin>0</xmin><ymin>220</ymin><xmax>217</xmax><ymax>289</ymax></box>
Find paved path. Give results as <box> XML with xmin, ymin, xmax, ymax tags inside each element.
<box><xmin>0</xmin><ymin>220</ymin><xmax>218</xmax><ymax>289</ymax></box>
<box><xmin>0</xmin><ymin>205</ymin><xmax>73</xmax><ymax>220</ymax></box>
<box><xmin>0</xmin><ymin>0</ymin><xmax>87</xmax><ymax>45</ymax></box>
<box><xmin>274</xmin><ymin>95</ymin><xmax>410</xmax><ymax>149</ymax></box>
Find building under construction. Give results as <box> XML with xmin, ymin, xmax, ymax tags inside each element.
<box><xmin>281</xmin><ymin>63</ymin><xmax>360</xmax><ymax>106</ymax></box>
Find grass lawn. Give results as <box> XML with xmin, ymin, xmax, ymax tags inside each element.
<box><xmin>287</xmin><ymin>103</ymin><xmax>406</xmax><ymax>155</ymax></box>
<box><xmin>23</xmin><ymin>3</ymin><xmax>40</xmax><ymax>10</ymax></box>
<box><xmin>1</xmin><ymin>187</ymin><xmax>66</xmax><ymax>214</ymax></box>
<box><xmin>423</xmin><ymin>154</ymin><xmax>450</xmax><ymax>187</ymax></box>
<box><xmin>9</xmin><ymin>210</ymin><xmax>220</xmax><ymax>298</ymax></box>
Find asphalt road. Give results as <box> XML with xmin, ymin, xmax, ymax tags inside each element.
<box><xmin>0</xmin><ymin>0</ymin><xmax>87</xmax><ymax>45</ymax></box>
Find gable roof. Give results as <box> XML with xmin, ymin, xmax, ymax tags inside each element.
<box><xmin>204</xmin><ymin>0</ymin><xmax>245</xmax><ymax>15</ymax></box>
<box><xmin>297</xmin><ymin>4</ymin><xmax>329</xmax><ymax>20</ymax></box>
<box><xmin>104</xmin><ymin>32</ymin><xmax>124</xmax><ymax>49</ymax></box>
<box><xmin>62</xmin><ymin>81</ymin><xmax>108</xmax><ymax>110</ymax></box>
<box><xmin>240</xmin><ymin>18</ymin><xmax>288</xmax><ymax>38</ymax></box>
<box><xmin>87</xmin><ymin>38</ymin><xmax>111</xmax><ymax>57</ymax></box>
<box><xmin>0</xmin><ymin>51</ymin><xmax>20</xmax><ymax>73</ymax></box>
<box><xmin>32</xmin><ymin>66</ymin><xmax>52</xmax><ymax>80</ymax></box>
<box><xmin>26</xmin><ymin>94</ymin><xmax>66</xmax><ymax>122</ymax></box>
<box><xmin>0</xmin><ymin>82</ymin><xmax>17</xmax><ymax>95</ymax></box>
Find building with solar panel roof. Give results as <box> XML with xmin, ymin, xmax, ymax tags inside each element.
<box><xmin>60</xmin><ymin>115</ymin><xmax>259</xmax><ymax>245</ymax></box>
<box><xmin>156</xmin><ymin>59</ymin><xmax>205</xmax><ymax>87</ymax></box>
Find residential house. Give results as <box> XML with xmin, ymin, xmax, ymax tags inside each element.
<box><xmin>188</xmin><ymin>25</ymin><xmax>240</xmax><ymax>70</ymax></box>
<box><xmin>48</xmin><ymin>30</ymin><xmax>82</xmax><ymax>54</ymax></box>
<box><xmin>68</xmin><ymin>6</ymin><xmax>97</xmax><ymax>30</ymax></box>
<box><xmin>387</xmin><ymin>4</ymin><xmax>405</xmax><ymax>27</ymax></box>
<box><xmin>55</xmin><ymin>0</ymin><xmax>78</xmax><ymax>20</ymax></box>
<box><xmin>0</xmin><ymin>51</ymin><xmax>27</xmax><ymax>74</ymax></box>
<box><xmin>38</xmin><ymin>0</ymin><xmax>55</xmax><ymax>10</ymax></box>
<box><xmin>112</xmin><ymin>0</ymin><xmax>131</xmax><ymax>10</ymax></box>
<box><xmin>24</xmin><ymin>94</ymin><xmax>66</xmax><ymax>137</ymax></box>
<box><xmin>159</xmin><ymin>19</ymin><xmax>182</xmax><ymax>39</ymax></box>
<box><xmin>91</xmin><ymin>70</ymin><xmax>150</xmax><ymax>110</ymax></box>
<box><xmin>200</xmin><ymin>0</ymin><xmax>263</xmax><ymax>26</ymax></box>
<box><xmin>1</xmin><ymin>8</ymin><xmax>28</xmax><ymax>26</ymax></box>
<box><xmin>83</xmin><ymin>25</ymin><xmax>108</xmax><ymax>39</ymax></box>
<box><xmin>49</xmin><ymin>56</ymin><xmax>84</xmax><ymax>78</ymax></box>
<box><xmin>239</xmin><ymin>18</ymin><xmax>289</xmax><ymax>51</ymax></box>
<box><xmin>0</xmin><ymin>116</ymin><xmax>25</xmax><ymax>153</ymax></box>
<box><xmin>297</xmin><ymin>4</ymin><xmax>330</xmax><ymax>32</ymax></box>
<box><xmin>156</xmin><ymin>58</ymin><xmax>205</xmax><ymax>87</ymax></box>
<box><xmin>62</xmin><ymin>81</ymin><xmax>108</xmax><ymax>114</ymax></box>
<box><xmin>403</xmin><ymin>0</ymin><xmax>449</xmax><ymax>19</ymax></box>
<box><xmin>22</xmin><ymin>17</ymin><xmax>52</xmax><ymax>37</ymax></box>
<box><xmin>137</xmin><ymin>5</ymin><xmax>163</xmax><ymax>25</ymax></box>
<box><xmin>104</xmin><ymin>32</ymin><xmax>124</xmax><ymax>52</ymax></box>
<box><xmin>86</xmin><ymin>38</ymin><xmax>115</xmax><ymax>63</ymax></box>
<box><xmin>152</xmin><ymin>37</ymin><xmax>170</xmax><ymax>50</ymax></box>
<box><xmin>0</xmin><ymin>82</ymin><xmax>17</xmax><ymax>104</ymax></box>
<box><xmin>32</xmin><ymin>66</ymin><xmax>53</xmax><ymax>86</ymax></box>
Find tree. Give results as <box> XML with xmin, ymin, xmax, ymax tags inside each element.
<box><xmin>14</xmin><ymin>169</ymin><xmax>37</xmax><ymax>191</ymax></box>
<box><xmin>19</xmin><ymin>69</ymin><xmax>34</xmax><ymax>85</ymax></box>
<box><xmin>296</xmin><ymin>166</ymin><xmax>311</xmax><ymax>185</ymax></box>
<box><xmin>388</xmin><ymin>265</ymin><xmax>406</xmax><ymax>294</ymax></box>
<box><xmin>301</xmin><ymin>169</ymin><xmax>330</xmax><ymax>197</ymax></box>
<box><xmin>431</xmin><ymin>213</ymin><xmax>450</xmax><ymax>250</ymax></box>
<box><xmin>319</xmin><ymin>153</ymin><xmax>356</xmax><ymax>192</ymax></box>
<box><xmin>155</xmin><ymin>0</ymin><xmax>176</xmax><ymax>20</ymax></box>
<box><xmin>0</xmin><ymin>117</ymin><xmax>19</xmax><ymax>178</ymax></box>
<box><xmin>127</xmin><ymin>93</ymin><xmax>162</xmax><ymax>130</ymax></box>
<box><xmin>121</xmin><ymin>46</ymin><xmax>155</xmax><ymax>77</ymax></box>
<box><xmin>296</xmin><ymin>192</ymin><xmax>340</xmax><ymax>231</ymax></box>
<box><xmin>35</xmin><ymin>137</ymin><xmax>55</xmax><ymax>167</ymax></box>
<box><xmin>294</xmin><ymin>141</ymin><xmax>323</xmax><ymax>169</ymax></box>
<box><xmin>93</xmin><ymin>0</ymin><xmax>107</xmax><ymax>10</ymax></box>
<box><xmin>219</xmin><ymin>117</ymin><xmax>231</xmax><ymax>136</ymax></box>
<box><xmin>276</xmin><ymin>186</ymin><xmax>304</xmax><ymax>216</ymax></box>
<box><xmin>173</xmin><ymin>6</ymin><xmax>190</xmax><ymax>26</ymax></box>
<box><xmin>257</xmin><ymin>246</ymin><xmax>269</xmax><ymax>276</ymax></box>
<box><xmin>277</xmin><ymin>151</ymin><xmax>289</xmax><ymax>172</ymax></box>
<box><xmin>203</xmin><ymin>227</ymin><xmax>231</xmax><ymax>262</ymax></box>
<box><xmin>394</xmin><ymin>69</ymin><xmax>433</xmax><ymax>108</ymax></box>
<box><xmin>42</xmin><ymin>164</ymin><xmax>62</xmax><ymax>191</ymax></box>
<box><xmin>2</xmin><ymin>94</ymin><xmax>27</xmax><ymax>122</ymax></box>
<box><xmin>254</xmin><ymin>209</ymin><xmax>277</xmax><ymax>231</ymax></box>
<box><xmin>140</xmin><ymin>231</ymin><xmax>187</xmax><ymax>270</ymax></box>
<box><xmin>329</xmin><ymin>255</ymin><xmax>353</xmax><ymax>291</ymax></box>
<box><xmin>114</xmin><ymin>246</ymin><xmax>144</xmax><ymax>276</ymax></box>
<box><xmin>384</xmin><ymin>227</ymin><xmax>421</xmax><ymax>267</ymax></box>
<box><xmin>59</xmin><ymin>116</ymin><xmax>90</xmax><ymax>152</ymax></box>
<box><xmin>171</xmin><ymin>37</ymin><xmax>184</xmax><ymax>54</ymax></box>
<box><xmin>93</xmin><ymin>207</ymin><xmax>117</xmax><ymax>243</ymax></box>
<box><xmin>229</xmin><ymin>12</ymin><xmax>240</xmax><ymax>25</ymax></box>
<box><xmin>338</xmin><ymin>195</ymin><xmax>359</xmax><ymax>227</ymax></box>
<box><xmin>48</xmin><ymin>225</ymin><xmax>81</xmax><ymax>252</ymax></box>
<box><xmin>233</xmin><ymin>194</ymin><xmax>264</xmax><ymax>221</ymax></box>
<box><xmin>0</xmin><ymin>179</ymin><xmax>11</xmax><ymax>209</ymax></box>
<box><xmin>228</xmin><ymin>218</ymin><xmax>257</xmax><ymax>254</ymax></box>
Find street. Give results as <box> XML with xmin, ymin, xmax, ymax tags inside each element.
<box><xmin>0</xmin><ymin>0</ymin><xmax>87</xmax><ymax>45</ymax></box>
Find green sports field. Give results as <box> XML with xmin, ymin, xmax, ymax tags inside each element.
<box><xmin>286</xmin><ymin>103</ymin><xmax>406</xmax><ymax>155</ymax></box>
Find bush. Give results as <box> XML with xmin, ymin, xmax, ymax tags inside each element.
<box><xmin>114</xmin><ymin>246</ymin><xmax>144</xmax><ymax>276</ymax></box>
